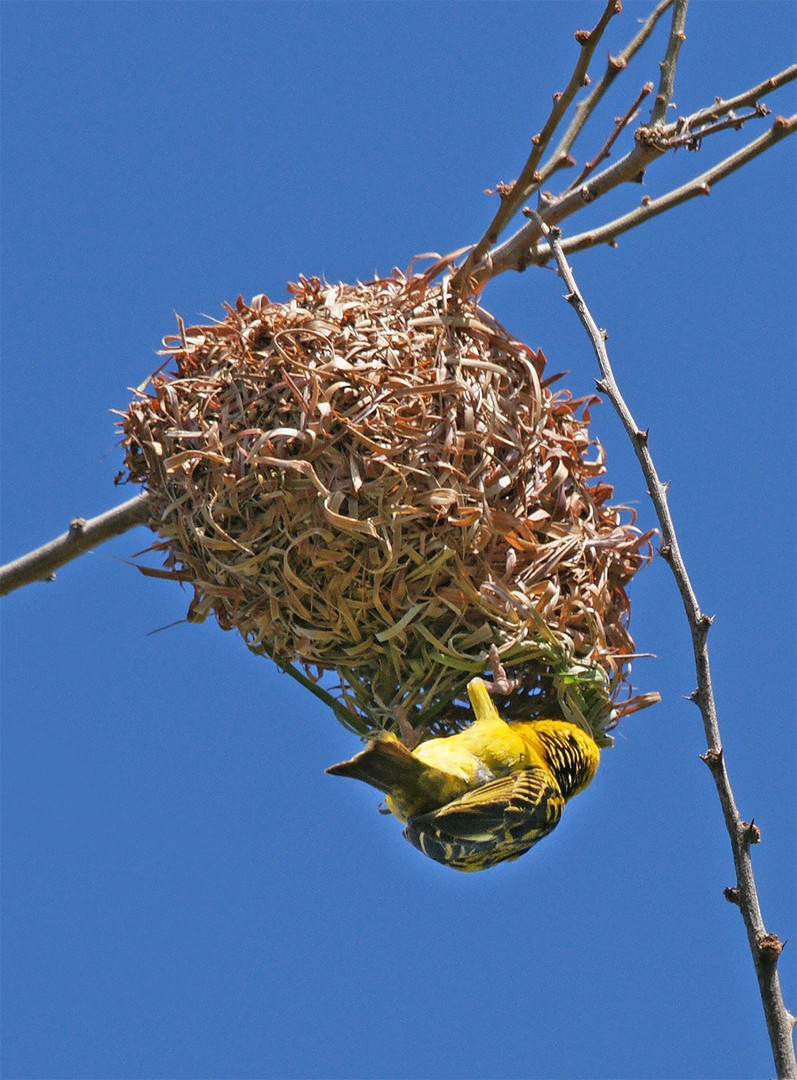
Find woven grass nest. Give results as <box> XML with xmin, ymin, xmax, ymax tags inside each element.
<box><xmin>120</xmin><ymin>266</ymin><xmax>655</xmax><ymax>745</ymax></box>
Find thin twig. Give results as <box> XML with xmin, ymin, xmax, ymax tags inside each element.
<box><xmin>662</xmin><ymin>63</ymin><xmax>797</xmax><ymax>133</ymax></box>
<box><xmin>451</xmin><ymin>0</ymin><xmax>622</xmax><ymax>290</ymax></box>
<box><xmin>530</xmin><ymin>211</ymin><xmax>797</xmax><ymax>1080</ymax></box>
<box><xmin>524</xmin><ymin>114</ymin><xmax>797</xmax><ymax>264</ymax></box>
<box><xmin>0</xmin><ymin>493</ymin><xmax>152</xmax><ymax>597</ymax></box>
<box><xmin>565</xmin><ymin>82</ymin><xmax>653</xmax><ymax>191</ymax></box>
<box><xmin>664</xmin><ymin>105</ymin><xmax>771</xmax><ymax>149</ymax></box>
<box><xmin>649</xmin><ymin>0</ymin><xmax>689</xmax><ymax>125</ymax></box>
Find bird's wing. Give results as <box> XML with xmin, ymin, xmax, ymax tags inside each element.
<box><xmin>403</xmin><ymin>765</ymin><xmax>565</xmax><ymax>872</ymax></box>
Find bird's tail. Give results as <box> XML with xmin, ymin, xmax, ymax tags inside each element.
<box><xmin>326</xmin><ymin>735</ymin><xmax>427</xmax><ymax>796</ymax></box>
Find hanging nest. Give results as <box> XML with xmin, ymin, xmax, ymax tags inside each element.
<box><xmin>119</xmin><ymin>267</ymin><xmax>656</xmax><ymax>745</ymax></box>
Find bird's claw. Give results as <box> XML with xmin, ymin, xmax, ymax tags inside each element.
<box><xmin>481</xmin><ymin>643</ymin><xmax>522</xmax><ymax>695</ymax></box>
<box><xmin>396</xmin><ymin>705</ymin><xmax>423</xmax><ymax>749</ymax></box>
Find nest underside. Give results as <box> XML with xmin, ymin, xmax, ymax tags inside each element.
<box><xmin>121</xmin><ymin>271</ymin><xmax>654</xmax><ymax>741</ymax></box>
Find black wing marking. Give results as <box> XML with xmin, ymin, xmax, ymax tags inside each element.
<box><xmin>403</xmin><ymin>765</ymin><xmax>565</xmax><ymax>872</ymax></box>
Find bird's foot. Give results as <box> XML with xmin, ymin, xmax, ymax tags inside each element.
<box><xmin>482</xmin><ymin>643</ymin><xmax>522</xmax><ymax>695</ymax></box>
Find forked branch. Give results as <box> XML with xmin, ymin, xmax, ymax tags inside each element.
<box><xmin>450</xmin><ymin>0</ymin><xmax>795</xmax><ymax>293</ymax></box>
<box><xmin>452</xmin><ymin>0</ymin><xmax>624</xmax><ymax>288</ymax></box>
<box><xmin>521</xmin><ymin>113</ymin><xmax>797</xmax><ymax>266</ymax></box>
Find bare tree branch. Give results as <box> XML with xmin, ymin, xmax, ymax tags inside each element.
<box><xmin>0</xmin><ymin>493</ymin><xmax>151</xmax><ymax>598</ymax></box>
<box><xmin>530</xmin><ymin>211</ymin><xmax>797</xmax><ymax>1080</ymax></box>
<box><xmin>564</xmin><ymin>81</ymin><xmax>653</xmax><ymax>192</ymax></box>
<box><xmin>451</xmin><ymin>0</ymin><xmax>623</xmax><ymax>289</ymax></box>
<box><xmin>478</xmin><ymin>97</ymin><xmax>795</xmax><ymax>280</ymax></box>
<box><xmin>541</xmin><ymin>0</ymin><xmax>675</xmax><ymax>181</ymax></box>
<box><xmin>649</xmin><ymin>0</ymin><xmax>689</xmax><ymax>125</ymax></box>
<box><xmin>668</xmin><ymin>63</ymin><xmax>797</xmax><ymax>130</ymax></box>
<box><xmin>523</xmin><ymin>113</ymin><xmax>797</xmax><ymax>264</ymax></box>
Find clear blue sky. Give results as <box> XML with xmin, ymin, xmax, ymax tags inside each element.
<box><xmin>2</xmin><ymin>3</ymin><xmax>794</xmax><ymax>1078</ymax></box>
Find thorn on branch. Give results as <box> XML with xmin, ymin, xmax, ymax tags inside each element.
<box><xmin>595</xmin><ymin>378</ymin><xmax>609</xmax><ymax>394</ymax></box>
<box><xmin>742</xmin><ymin>820</ymin><xmax>762</xmax><ymax>845</ymax></box>
<box><xmin>724</xmin><ymin>886</ymin><xmax>741</xmax><ymax>906</ymax></box>
<box><xmin>757</xmin><ymin>933</ymin><xmax>786</xmax><ymax>962</ymax></box>
<box><xmin>701</xmin><ymin>747</ymin><xmax>723</xmax><ymax>772</ymax></box>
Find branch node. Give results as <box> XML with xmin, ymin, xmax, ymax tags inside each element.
<box><xmin>659</xmin><ymin>542</ymin><xmax>673</xmax><ymax>561</ymax></box>
<box><xmin>696</xmin><ymin>612</ymin><xmax>715</xmax><ymax>629</ymax></box>
<box><xmin>757</xmin><ymin>933</ymin><xmax>786</xmax><ymax>962</ymax></box>
<box><xmin>742</xmin><ymin>820</ymin><xmax>762</xmax><ymax>845</ymax></box>
<box><xmin>595</xmin><ymin>378</ymin><xmax>609</xmax><ymax>395</ymax></box>
<box><xmin>701</xmin><ymin>747</ymin><xmax>723</xmax><ymax>772</ymax></box>
<box><xmin>634</xmin><ymin>428</ymin><xmax>649</xmax><ymax>447</ymax></box>
<box><xmin>723</xmin><ymin>886</ymin><xmax>741</xmax><ymax>906</ymax></box>
<box><xmin>69</xmin><ymin>518</ymin><xmax>87</xmax><ymax>535</ymax></box>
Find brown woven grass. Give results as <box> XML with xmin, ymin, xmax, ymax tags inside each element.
<box><xmin>120</xmin><ymin>267</ymin><xmax>655</xmax><ymax>744</ymax></box>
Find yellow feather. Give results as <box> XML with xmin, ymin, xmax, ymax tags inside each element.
<box><xmin>326</xmin><ymin>677</ymin><xmax>601</xmax><ymax>871</ymax></box>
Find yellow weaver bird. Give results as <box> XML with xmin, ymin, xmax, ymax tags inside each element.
<box><xmin>327</xmin><ymin>677</ymin><xmax>600</xmax><ymax>872</ymax></box>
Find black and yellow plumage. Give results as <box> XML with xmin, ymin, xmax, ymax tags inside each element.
<box><xmin>327</xmin><ymin>678</ymin><xmax>600</xmax><ymax>872</ymax></box>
